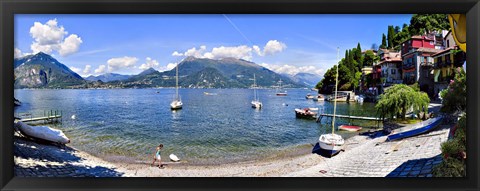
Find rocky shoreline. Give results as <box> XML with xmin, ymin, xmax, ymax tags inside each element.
<box><xmin>14</xmin><ymin>121</ymin><xmax>449</xmax><ymax>177</ymax></box>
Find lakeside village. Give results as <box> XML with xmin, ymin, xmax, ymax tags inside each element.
<box><xmin>13</xmin><ymin>14</ymin><xmax>467</xmax><ymax>177</ymax></box>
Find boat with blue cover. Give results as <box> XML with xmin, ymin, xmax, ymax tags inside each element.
<box><xmin>386</xmin><ymin>117</ymin><xmax>443</xmax><ymax>141</ymax></box>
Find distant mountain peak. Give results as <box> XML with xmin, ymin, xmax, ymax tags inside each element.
<box><xmin>138</xmin><ymin>68</ymin><xmax>159</xmax><ymax>76</ymax></box>
<box><xmin>183</xmin><ymin>56</ymin><xmax>197</xmax><ymax>62</ymax></box>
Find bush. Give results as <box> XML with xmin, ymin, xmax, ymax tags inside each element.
<box><xmin>440</xmin><ymin>68</ymin><xmax>466</xmax><ymax>113</ymax></box>
<box><xmin>433</xmin><ymin>115</ymin><xmax>467</xmax><ymax>177</ymax></box>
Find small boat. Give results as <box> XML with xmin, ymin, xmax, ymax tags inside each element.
<box><xmin>251</xmin><ymin>74</ymin><xmax>262</xmax><ymax>109</ymax></box>
<box><xmin>171</xmin><ymin>60</ymin><xmax>183</xmax><ymax>110</ymax></box>
<box><xmin>14</xmin><ymin>98</ymin><xmax>21</xmax><ymax>106</ymax></box>
<box><xmin>204</xmin><ymin>92</ymin><xmax>218</xmax><ymax>96</ymax></box>
<box><xmin>306</xmin><ymin>94</ymin><xmax>314</xmax><ymax>99</ymax></box>
<box><xmin>317</xmin><ymin>47</ymin><xmax>344</xmax><ymax>157</ymax></box>
<box><xmin>14</xmin><ymin>121</ymin><xmax>70</xmax><ymax>144</ymax></box>
<box><xmin>339</xmin><ymin>125</ymin><xmax>362</xmax><ymax>132</ymax></box>
<box><xmin>313</xmin><ymin>94</ymin><xmax>325</xmax><ymax>101</ymax></box>
<box><xmin>387</xmin><ymin>117</ymin><xmax>443</xmax><ymax>141</ymax></box>
<box><xmin>275</xmin><ymin>79</ymin><xmax>287</xmax><ymax>96</ymax></box>
<box><xmin>295</xmin><ymin>108</ymin><xmax>318</xmax><ymax>120</ymax></box>
<box><xmin>326</xmin><ymin>91</ymin><xmax>354</xmax><ymax>102</ymax></box>
<box><xmin>170</xmin><ymin>100</ymin><xmax>183</xmax><ymax>110</ymax></box>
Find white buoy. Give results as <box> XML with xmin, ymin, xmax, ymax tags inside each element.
<box><xmin>71</xmin><ymin>115</ymin><xmax>76</xmax><ymax>120</ymax></box>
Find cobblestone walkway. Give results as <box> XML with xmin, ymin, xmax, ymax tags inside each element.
<box><xmin>286</xmin><ymin>125</ymin><xmax>449</xmax><ymax>177</ymax></box>
<box><xmin>14</xmin><ymin>136</ymin><xmax>125</xmax><ymax>177</ymax></box>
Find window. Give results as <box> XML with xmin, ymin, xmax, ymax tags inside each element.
<box><xmin>391</xmin><ymin>69</ymin><xmax>396</xmax><ymax>74</ymax></box>
<box><xmin>447</xmin><ymin>40</ymin><xmax>450</xmax><ymax>47</ymax></box>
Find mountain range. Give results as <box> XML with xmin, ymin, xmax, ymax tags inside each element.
<box><xmin>14</xmin><ymin>52</ymin><xmax>85</xmax><ymax>88</ymax></box>
<box><xmin>85</xmin><ymin>73</ymin><xmax>131</xmax><ymax>82</ymax></box>
<box><xmin>14</xmin><ymin>53</ymin><xmax>307</xmax><ymax>89</ymax></box>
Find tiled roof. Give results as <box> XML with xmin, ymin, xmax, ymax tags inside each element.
<box><xmin>416</xmin><ymin>47</ymin><xmax>442</xmax><ymax>53</ymax></box>
<box><xmin>432</xmin><ymin>46</ymin><xmax>459</xmax><ymax>57</ymax></box>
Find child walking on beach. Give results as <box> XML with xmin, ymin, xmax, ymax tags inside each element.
<box><xmin>151</xmin><ymin>144</ymin><xmax>164</xmax><ymax>169</ymax></box>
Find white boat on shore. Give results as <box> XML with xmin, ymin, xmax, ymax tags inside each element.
<box><xmin>14</xmin><ymin>121</ymin><xmax>70</xmax><ymax>144</ymax></box>
<box><xmin>318</xmin><ymin>47</ymin><xmax>345</xmax><ymax>157</ymax></box>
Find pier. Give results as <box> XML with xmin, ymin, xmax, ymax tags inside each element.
<box><xmin>318</xmin><ymin>113</ymin><xmax>382</xmax><ymax>121</ymax></box>
<box><xmin>17</xmin><ymin>110</ymin><xmax>63</xmax><ymax>124</ymax></box>
<box><xmin>317</xmin><ymin>113</ymin><xmax>383</xmax><ymax>127</ymax></box>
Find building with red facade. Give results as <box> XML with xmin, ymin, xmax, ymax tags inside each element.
<box><xmin>401</xmin><ymin>35</ymin><xmax>442</xmax><ymax>97</ymax></box>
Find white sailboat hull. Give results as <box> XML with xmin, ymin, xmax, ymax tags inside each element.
<box><xmin>318</xmin><ymin>134</ymin><xmax>344</xmax><ymax>156</ymax></box>
<box><xmin>170</xmin><ymin>100</ymin><xmax>183</xmax><ymax>110</ymax></box>
<box><xmin>15</xmin><ymin>121</ymin><xmax>70</xmax><ymax>144</ymax></box>
<box><xmin>251</xmin><ymin>101</ymin><xmax>262</xmax><ymax>109</ymax></box>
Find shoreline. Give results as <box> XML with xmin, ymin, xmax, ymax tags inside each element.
<box><xmin>14</xmin><ymin>123</ymin><xmax>448</xmax><ymax>177</ymax></box>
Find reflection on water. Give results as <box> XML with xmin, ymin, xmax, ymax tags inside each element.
<box><xmin>15</xmin><ymin>88</ymin><xmax>378</xmax><ymax>164</ymax></box>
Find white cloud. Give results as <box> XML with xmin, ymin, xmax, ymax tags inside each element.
<box><xmin>171</xmin><ymin>40</ymin><xmax>287</xmax><ymax>61</ymax></box>
<box><xmin>95</xmin><ymin>65</ymin><xmax>107</xmax><ymax>74</ymax></box>
<box><xmin>58</xmin><ymin>34</ymin><xmax>82</xmax><ymax>56</ymax></box>
<box><xmin>184</xmin><ymin>46</ymin><xmax>207</xmax><ymax>58</ymax></box>
<box><xmin>70</xmin><ymin>65</ymin><xmax>92</xmax><ymax>76</ymax></box>
<box><xmin>206</xmin><ymin>45</ymin><xmax>253</xmax><ymax>60</ymax></box>
<box><xmin>29</xmin><ymin>19</ymin><xmax>82</xmax><ymax>56</ymax></box>
<box><xmin>166</xmin><ymin>62</ymin><xmax>178</xmax><ymax>70</ymax></box>
<box><xmin>263</xmin><ymin>40</ymin><xmax>287</xmax><ymax>55</ymax></box>
<box><xmin>14</xmin><ymin>48</ymin><xmax>24</xmax><ymax>58</ymax></box>
<box><xmin>107</xmin><ymin>56</ymin><xmax>138</xmax><ymax>72</ymax></box>
<box><xmin>172</xmin><ymin>51</ymin><xmax>183</xmax><ymax>57</ymax></box>
<box><xmin>139</xmin><ymin>57</ymin><xmax>160</xmax><ymax>70</ymax></box>
<box><xmin>69</xmin><ymin>66</ymin><xmax>82</xmax><ymax>74</ymax></box>
<box><xmin>260</xmin><ymin>63</ymin><xmax>325</xmax><ymax>76</ymax></box>
<box><xmin>83</xmin><ymin>65</ymin><xmax>92</xmax><ymax>74</ymax></box>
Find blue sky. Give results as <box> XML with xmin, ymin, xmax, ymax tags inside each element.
<box><xmin>14</xmin><ymin>14</ymin><xmax>412</xmax><ymax>77</ymax></box>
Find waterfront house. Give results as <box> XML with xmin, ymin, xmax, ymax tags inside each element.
<box><xmin>376</xmin><ymin>49</ymin><xmax>403</xmax><ymax>86</ymax></box>
<box><xmin>431</xmin><ymin>31</ymin><xmax>466</xmax><ymax>98</ymax></box>
<box><xmin>401</xmin><ymin>35</ymin><xmax>442</xmax><ymax>97</ymax></box>
<box><xmin>360</xmin><ymin>67</ymin><xmax>373</xmax><ymax>92</ymax></box>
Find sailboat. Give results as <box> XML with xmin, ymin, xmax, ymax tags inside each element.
<box><xmin>318</xmin><ymin>47</ymin><xmax>345</xmax><ymax>157</ymax></box>
<box><xmin>275</xmin><ymin>79</ymin><xmax>287</xmax><ymax>96</ymax></box>
<box><xmin>170</xmin><ymin>62</ymin><xmax>183</xmax><ymax>110</ymax></box>
<box><xmin>251</xmin><ymin>74</ymin><xmax>262</xmax><ymax>109</ymax></box>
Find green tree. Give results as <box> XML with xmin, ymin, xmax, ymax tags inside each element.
<box><xmin>409</xmin><ymin>14</ymin><xmax>451</xmax><ymax>35</ymax></box>
<box><xmin>380</xmin><ymin>33</ymin><xmax>387</xmax><ymax>49</ymax></box>
<box><xmin>362</xmin><ymin>50</ymin><xmax>379</xmax><ymax>67</ymax></box>
<box><xmin>387</xmin><ymin>25</ymin><xmax>395</xmax><ymax>49</ymax></box>
<box><xmin>375</xmin><ymin>84</ymin><xmax>430</xmax><ymax>120</ymax></box>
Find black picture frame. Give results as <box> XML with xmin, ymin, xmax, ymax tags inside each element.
<box><xmin>1</xmin><ymin>0</ymin><xmax>479</xmax><ymax>190</ymax></box>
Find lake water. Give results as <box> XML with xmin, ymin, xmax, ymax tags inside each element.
<box><xmin>14</xmin><ymin>88</ymin><xmax>378</xmax><ymax>164</ymax></box>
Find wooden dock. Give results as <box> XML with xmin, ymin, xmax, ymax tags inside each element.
<box><xmin>318</xmin><ymin>113</ymin><xmax>382</xmax><ymax>121</ymax></box>
<box><xmin>17</xmin><ymin>110</ymin><xmax>63</xmax><ymax>124</ymax></box>
<box><xmin>19</xmin><ymin>115</ymin><xmax>62</xmax><ymax>123</ymax></box>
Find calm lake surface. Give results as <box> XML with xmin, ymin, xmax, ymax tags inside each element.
<box><xmin>15</xmin><ymin>88</ymin><xmax>378</xmax><ymax>164</ymax></box>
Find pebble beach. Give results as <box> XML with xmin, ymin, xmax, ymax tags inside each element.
<box><xmin>14</xmin><ymin>121</ymin><xmax>449</xmax><ymax>177</ymax></box>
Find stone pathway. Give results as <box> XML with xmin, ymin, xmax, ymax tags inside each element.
<box><xmin>286</xmin><ymin>125</ymin><xmax>449</xmax><ymax>177</ymax></box>
<box><xmin>14</xmin><ymin>135</ymin><xmax>126</xmax><ymax>177</ymax></box>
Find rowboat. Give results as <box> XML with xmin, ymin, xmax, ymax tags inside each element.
<box><xmin>295</xmin><ymin>108</ymin><xmax>318</xmax><ymax>120</ymax></box>
<box><xmin>387</xmin><ymin>117</ymin><xmax>443</xmax><ymax>141</ymax></box>
<box><xmin>14</xmin><ymin>121</ymin><xmax>70</xmax><ymax>144</ymax></box>
<box><xmin>339</xmin><ymin>125</ymin><xmax>362</xmax><ymax>132</ymax></box>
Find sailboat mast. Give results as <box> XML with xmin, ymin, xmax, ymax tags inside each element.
<box><xmin>175</xmin><ymin>62</ymin><xmax>179</xmax><ymax>100</ymax></box>
<box><xmin>253</xmin><ymin>74</ymin><xmax>256</xmax><ymax>101</ymax></box>
<box><xmin>332</xmin><ymin>47</ymin><xmax>339</xmax><ymax>135</ymax></box>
